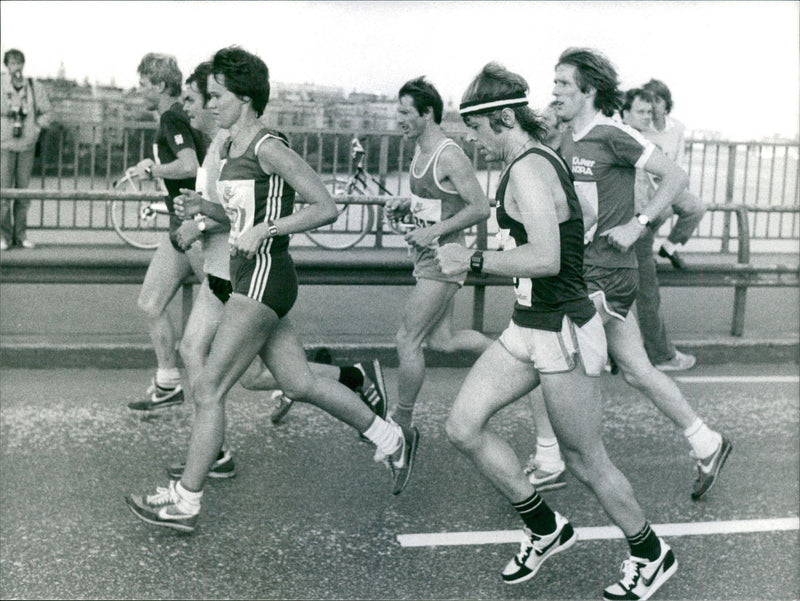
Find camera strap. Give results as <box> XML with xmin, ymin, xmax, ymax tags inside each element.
<box><xmin>28</xmin><ymin>78</ymin><xmax>36</xmax><ymax>115</ymax></box>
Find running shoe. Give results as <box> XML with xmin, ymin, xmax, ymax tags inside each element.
<box><xmin>166</xmin><ymin>448</ymin><xmax>236</xmax><ymax>480</ymax></box>
<box><xmin>356</xmin><ymin>359</ymin><xmax>387</xmax><ymax>419</ymax></box>
<box><xmin>270</xmin><ymin>390</ymin><xmax>294</xmax><ymax>425</ymax></box>
<box><xmin>691</xmin><ymin>436</ymin><xmax>732</xmax><ymax>500</ymax></box>
<box><xmin>128</xmin><ymin>378</ymin><xmax>184</xmax><ymax>412</ymax></box>
<box><xmin>655</xmin><ymin>350</ymin><xmax>696</xmax><ymax>372</ymax></box>
<box><xmin>658</xmin><ymin>246</ymin><xmax>687</xmax><ymax>270</ymax></box>
<box><xmin>502</xmin><ymin>512</ymin><xmax>576</xmax><ymax>584</ymax></box>
<box><xmin>603</xmin><ymin>539</ymin><xmax>677</xmax><ymax>600</ymax></box>
<box><xmin>389</xmin><ymin>423</ymin><xmax>419</xmax><ymax>495</ymax></box>
<box><xmin>125</xmin><ymin>480</ymin><xmax>198</xmax><ymax>533</ymax></box>
<box><xmin>524</xmin><ymin>459</ymin><xmax>567</xmax><ymax>492</ymax></box>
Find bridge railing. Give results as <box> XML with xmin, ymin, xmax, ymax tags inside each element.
<box><xmin>20</xmin><ymin>123</ymin><xmax>800</xmax><ymax>248</ymax></box>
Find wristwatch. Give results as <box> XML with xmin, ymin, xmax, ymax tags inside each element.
<box><xmin>267</xmin><ymin>220</ymin><xmax>279</xmax><ymax>237</ymax></box>
<box><xmin>470</xmin><ymin>250</ymin><xmax>484</xmax><ymax>274</ymax></box>
<box><xmin>196</xmin><ymin>217</ymin><xmax>207</xmax><ymax>232</ymax></box>
<box><xmin>635</xmin><ymin>213</ymin><xmax>651</xmax><ymax>228</ymax></box>
<box><xmin>144</xmin><ymin>165</ymin><xmax>153</xmax><ymax>179</ymax></box>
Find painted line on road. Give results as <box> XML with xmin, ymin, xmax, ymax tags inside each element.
<box><xmin>397</xmin><ymin>517</ymin><xmax>799</xmax><ymax>548</ymax></box>
<box><xmin>674</xmin><ymin>375</ymin><xmax>799</xmax><ymax>383</ymax></box>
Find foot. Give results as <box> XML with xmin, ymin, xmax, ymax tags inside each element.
<box><xmin>270</xmin><ymin>390</ymin><xmax>294</xmax><ymax>425</ymax></box>
<box><xmin>691</xmin><ymin>436</ymin><xmax>732</xmax><ymax>500</ymax></box>
<box><xmin>167</xmin><ymin>448</ymin><xmax>236</xmax><ymax>480</ymax></box>
<box><xmin>658</xmin><ymin>245</ymin><xmax>686</xmax><ymax>270</ymax></box>
<box><xmin>128</xmin><ymin>379</ymin><xmax>184</xmax><ymax>412</ymax></box>
<box><xmin>603</xmin><ymin>539</ymin><xmax>677</xmax><ymax>600</ymax></box>
<box><xmin>655</xmin><ymin>350</ymin><xmax>696</xmax><ymax>372</ymax></box>
<box><xmin>389</xmin><ymin>422</ymin><xmax>419</xmax><ymax>495</ymax></box>
<box><xmin>502</xmin><ymin>512</ymin><xmax>576</xmax><ymax>584</ymax></box>
<box><xmin>524</xmin><ymin>459</ymin><xmax>567</xmax><ymax>492</ymax></box>
<box><xmin>124</xmin><ymin>480</ymin><xmax>199</xmax><ymax>533</ymax></box>
<box><xmin>19</xmin><ymin>239</ymin><xmax>36</xmax><ymax>249</ymax></box>
<box><xmin>0</xmin><ymin>238</ymin><xmax>8</xmax><ymax>251</ymax></box>
<box><xmin>356</xmin><ymin>359</ymin><xmax>387</xmax><ymax>420</ymax></box>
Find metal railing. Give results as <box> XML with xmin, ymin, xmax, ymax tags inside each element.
<box><xmin>17</xmin><ymin>122</ymin><xmax>800</xmax><ymax>249</ymax></box>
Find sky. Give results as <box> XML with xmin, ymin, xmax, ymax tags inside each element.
<box><xmin>1</xmin><ymin>1</ymin><xmax>798</xmax><ymax>140</ymax></box>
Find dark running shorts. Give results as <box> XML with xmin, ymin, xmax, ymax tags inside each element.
<box><xmin>584</xmin><ymin>264</ymin><xmax>639</xmax><ymax>320</ymax></box>
<box><xmin>207</xmin><ymin>274</ymin><xmax>233</xmax><ymax>305</ymax></box>
<box><xmin>230</xmin><ymin>251</ymin><xmax>298</xmax><ymax>318</ymax></box>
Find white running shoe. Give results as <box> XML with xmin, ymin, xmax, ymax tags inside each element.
<box><xmin>603</xmin><ymin>539</ymin><xmax>677</xmax><ymax>600</ymax></box>
<box><xmin>501</xmin><ymin>512</ymin><xmax>576</xmax><ymax>584</ymax></box>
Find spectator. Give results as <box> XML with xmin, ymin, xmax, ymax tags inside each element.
<box><xmin>0</xmin><ymin>48</ymin><xmax>51</xmax><ymax>250</ymax></box>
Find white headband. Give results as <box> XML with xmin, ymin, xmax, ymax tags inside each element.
<box><xmin>459</xmin><ymin>95</ymin><xmax>529</xmax><ymax>116</ymax></box>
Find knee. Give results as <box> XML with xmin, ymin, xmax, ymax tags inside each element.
<box><xmin>137</xmin><ymin>292</ymin><xmax>163</xmax><ymax>318</ymax></box>
<box><xmin>278</xmin><ymin>378</ymin><xmax>314</xmax><ymax>404</ymax></box>
<box><xmin>193</xmin><ymin>375</ymin><xmax>224</xmax><ymax>410</ymax></box>
<box><xmin>426</xmin><ymin>334</ymin><xmax>452</xmax><ymax>353</ymax></box>
<box><xmin>179</xmin><ymin>337</ymin><xmax>202</xmax><ymax>373</ymax></box>
<box><xmin>396</xmin><ymin>327</ymin><xmax>415</xmax><ymax>355</ymax></box>
<box><xmin>445</xmin><ymin>413</ymin><xmax>478</xmax><ymax>453</ymax></box>
<box><xmin>561</xmin><ymin>445</ymin><xmax>605</xmax><ymax>487</ymax></box>
<box><xmin>620</xmin><ymin>363</ymin><xmax>650</xmax><ymax>390</ymax></box>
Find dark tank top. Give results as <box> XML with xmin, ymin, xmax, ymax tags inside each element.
<box><xmin>495</xmin><ymin>146</ymin><xmax>596</xmax><ymax>331</ymax></box>
<box><xmin>217</xmin><ymin>128</ymin><xmax>294</xmax><ymax>255</ymax></box>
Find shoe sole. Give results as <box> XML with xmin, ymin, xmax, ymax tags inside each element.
<box><xmin>691</xmin><ymin>439</ymin><xmax>732</xmax><ymax>500</ymax></box>
<box><xmin>128</xmin><ymin>396</ymin><xmax>184</xmax><ymax>412</ymax></box>
<box><xmin>166</xmin><ymin>468</ymin><xmax>237</xmax><ymax>480</ymax></box>
<box><xmin>504</xmin><ymin>524</ymin><xmax>577</xmax><ymax>585</ymax></box>
<box><xmin>124</xmin><ymin>496</ymin><xmax>196</xmax><ymax>533</ymax></box>
<box><xmin>270</xmin><ymin>398</ymin><xmax>294</xmax><ymax>425</ymax></box>
<box><xmin>392</xmin><ymin>427</ymin><xmax>420</xmax><ymax>495</ymax></box>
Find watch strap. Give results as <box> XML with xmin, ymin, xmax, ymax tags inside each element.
<box><xmin>470</xmin><ymin>250</ymin><xmax>484</xmax><ymax>274</ymax></box>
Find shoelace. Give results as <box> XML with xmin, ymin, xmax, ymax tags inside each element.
<box><xmin>618</xmin><ymin>558</ymin><xmax>643</xmax><ymax>589</ymax></box>
<box><xmin>515</xmin><ymin>529</ymin><xmax>539</xmax><ymax>562</ymax></box>
<box><xmin>146</xmin><ymin>482</ymin><xmax>178</xmax><ymax>506</ymax></box>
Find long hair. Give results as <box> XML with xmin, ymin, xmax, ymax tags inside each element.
<box><xmin>211</xmin><ymin>46</ymin><xmax>270</xmax><ymax>117</ymax></box>
<box><xmin>398</xmin><ymin>77</ymin><xmax>443</xmax><ymax>124</ymax></box>
<box><xmin>461</xmin><ymin>62</ymin><xmax>547</xmax><ymax>141</ymax></box>
<box><xmin>556</xmin><ymin>48</ymin><xmax>623</xmax><ymax>117</ymax></box>
<box><xmin>186</xmin><ymin>61</ymin><xmax>213</xmax><ymax>107</ymax></box>
<box><xmin>137</xmin><ymin>53</ymin><xmax>182</xmax><ymax>98</ymax></box>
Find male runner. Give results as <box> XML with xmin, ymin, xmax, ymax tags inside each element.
<box><xmin>125</xmin><ymin>53</ymin><xmax>207</xmax><ymax>413</ymax></box>
<box><xmin>383</xmin><ymin>77</ymin><xmax>493</xmax><ymax>428</ymax></box>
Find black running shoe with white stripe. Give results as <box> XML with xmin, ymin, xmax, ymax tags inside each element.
<box><xmin>502</xmin><ymin>512</ymin><xmax>576</xmax><ymax>584</ymax></box>
<box><xmin>356</xmin><ymin>359</ymin><xmax>387</xmax><ymax>420</ymax></box>
<box><xmin>128</xmin><ymin>379</ymin><xmax>184</xmax><ymax>412</ymax></box>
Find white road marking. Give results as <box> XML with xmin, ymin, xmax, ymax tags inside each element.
<box><xmin>397</xmin><ymin>517</ymin><xmax>799</xmax><ymax>548</ymax></box>
<box><xmin>674</xmin><ymin>375</ymin><xmax>799</xmax><ymax>383</ymax></box>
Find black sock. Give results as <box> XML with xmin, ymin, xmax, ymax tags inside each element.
<box><xmin>512</xmin><ymin>492</ymin><xmax>557</xmax><ymax>535</ymax></box>
<box><xmin>627</xmin><ymin>522</ymin><xmax>661</xmax><ymax>561</ymax></box>
<box><xmin>339</xmin><ymin>366</ymin><xmax>364</xmax><ymax>391</ymax></box>
<box><xmin>216</xmin><ymin>450</ymin><xmax>225</xmax><ymax>461</ymax></box>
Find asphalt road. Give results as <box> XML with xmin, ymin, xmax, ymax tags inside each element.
<box><xmin>1</xmin><ymin>363</ymin><xmax>798</xmax><ymax>600</ymax></box>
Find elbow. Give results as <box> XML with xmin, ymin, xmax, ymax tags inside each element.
<box><xmin>540</xmin><ymin>260</ymin><xmax>560</xmax><ymax>278</ymax></box>
<box><xmin>320</xmin><ymin>202</ymin><xmax>339</xmax><ymax>226</ymax></box>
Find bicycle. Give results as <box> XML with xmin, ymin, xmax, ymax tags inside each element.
<box><xmin>301</xmin><ymin>137</ymin><xmax>394</xmax><ymax>250</ymax></box>
<box><xmin>108</xmin><ymin>173</ymin><xmax>170</xmax><ymax>249</ymax></box>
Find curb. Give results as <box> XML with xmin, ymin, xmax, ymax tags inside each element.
<box><xmin>1</xmin><ymin>339</ymin><xmax>797</xmax><ymax>369</ymax></box>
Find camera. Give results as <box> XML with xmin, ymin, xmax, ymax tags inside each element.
<box><xmin>10</xmin><ymin>106</ymin><xmax>28</xmax><ymax>138</ymax></box>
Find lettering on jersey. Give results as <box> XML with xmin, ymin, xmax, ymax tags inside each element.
<box><xmin>409</xmin><ymin>195</ymin><xmax>442</xmax><ymax>227</ymax></box>
<box><xmin>174</xmin><ymin>134</ymin><xmax>184</xmax><ymax>145</ymax></box>
<box><xmin>572</xmin><ymin>156</ymin><xmax>595</xmax><ymax>176</ymax></box>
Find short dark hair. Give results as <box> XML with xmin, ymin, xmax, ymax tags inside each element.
<box><xmin>137</xmin><ymin>53</ymin><xmax>183</xmax><ymax>97</ymax></box>
<box><xmin>398</xmin><ymin>77</ymin><xmax>443</xmax><ymax>124</ymax></box>
<box><xmin>211</xmin><ymin>46</ymin><xmax>269</xmax><ymax>117</ymax></box>
<box><xmin>4</xmin><ymin>49</ymin><xmax>25</xmax><ymax>66</ymax></box>
<box><xmin>556</xmin><ymin>47</ymin><xmax>624</xmax><ymax>117</ymax></box>
<box><xmin>642</xmin><ymin>78</ymin><xmax>673</xmax><ymax>113</ymax></box>
<box><xmin>186</xmin><ymin>61</ymin><xmax>213</xmax><ymax>107</ymax></box>
<box><xmin>621</xmin><ymin>88</ymin><xmax>656</xmax><ymax>116</ymax></box>
<box><xmin>461</xmin><ymin>62</ymin><xmax>547</xmax><ymax>141</ymax></box>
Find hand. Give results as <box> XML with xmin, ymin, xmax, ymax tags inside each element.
<box><xmin>175</xmin><ymin>188</ymin><xmax>204</xmax><ymax>219</ymax></box>
<box><xmin>384</xmin><ymin>197</ymin><xmax>410</xmax><ymax>222</ymax></box>
<box><xmin>174</xmin><ymin>220</ymin><xmax>202</xmax><ymax>250</ymax></box>
<box><xmin>598</xmin><ymin>219</ymin><xmax>646</xmax><ymax>253</ymax></box>
<box><xmin>435</xmin><ymin>243</ymin><xmax>471</xmax><ymax>276</ymax></box>
<box><xmin>231</xmin><ymin>225</ymin><xmax>266</xmax><ymax>260</ymax></box>
<box><xmin>125</xmin><ymin>158</ymin><xmax>155</xmax><ymax>181</ymax></box>
<box><xmin>404</xmin><ymin>226</ymin><xmax>439</xmax><ymax>250</ymax></box>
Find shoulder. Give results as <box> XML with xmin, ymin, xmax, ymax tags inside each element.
<box><xmin>436</xmin><ymin>139</ymin><xmax>470</xmax><ymax>169</ymax></box>
<box><xmin>161</xmin><ymin>104</ymin><xmax>189</xmax><ymax>127</ymax></box>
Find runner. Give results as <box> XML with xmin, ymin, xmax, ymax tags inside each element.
<box><xmin>527</xmin><ymin>48</ymin><xmax>731</xmax><ymax>504</ymax></box>
<box><xmin>125</xmin><ymin>53</ymin><xmax>207</xmax><ymax>414</ymax></box>
<box><xmin>383</xmin><ymin>76</ymin><xmax>493</xmax><ymax>429</ymax></box>
<box><xmin>125</xmin><ymin>47</ymin><xmax>418</xmax><ymax>534</ymax></box>
<box><xmin>437</xmin><ymin>61</ymin><xmax>676</xmax><ymax>600</ymax></box>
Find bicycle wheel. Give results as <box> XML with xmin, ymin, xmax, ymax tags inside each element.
<box><xmin>109</xmin><ymin>198</ymin><xmax>168</xmax><ymax>249</ymax></box>
<box><xmin>302</xmin><ymin>177</ymin><xmax>375</xmax><ymax>250</ymax></box>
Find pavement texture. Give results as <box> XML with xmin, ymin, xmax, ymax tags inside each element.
<box><xmin>1</xmin><ymin>363</ymin><xmax>798</xmax><ymax>600</ymax></box>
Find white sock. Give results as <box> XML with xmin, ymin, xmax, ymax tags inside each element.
<box><xmin>535</xmin><ymin>437</ymin><xmax>564</xmax><ymax>470</ymax></box>
<box><xmin>684</xmin><ymin>418</ymin><xmax>722</xmax><ymax>460</ymax></box>
<box><xmin>363</xmin><ymin>417</ymin><xmax>402</xmax><ymax>460</ymax></box>
<box><xmin>175</xmin><ymin>481</ymin><xmax>202</xmax><ymax>515</ymax></box>
<box><xmin>156</xmin><ymin>368</ymin><xmax>181</xmax><ymax>389</ymax></box>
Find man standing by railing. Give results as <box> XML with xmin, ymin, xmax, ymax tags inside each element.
<box><xmin>1</xmin><ymin>48</ymin><xmax>50</xmax><ymax>250</ymax></box>
<box><xmin>124</xmin><ymin>53</ymin><xmax>207</xmax><ymax>413</ymax></box>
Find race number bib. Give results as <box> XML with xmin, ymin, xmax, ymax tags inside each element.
<box><xmin>218</xmin><ymin>180</ymin><xmax>255</xmax><ymax>244</ymax></box>
<box><xmin>498</xmin><ymin>228</ymin><xmax>533</xmax><ymax>308</ymax></box>
<box><xmin>408</xmin><ymin>194</ymin><xmax>442</xmax><ymax>228</ymax></box>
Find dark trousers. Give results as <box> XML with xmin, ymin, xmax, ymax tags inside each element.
<box><xmin>1</xmin><ymin>148</ymin><xmax>35</xmax><ymax>244</ymax></box>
